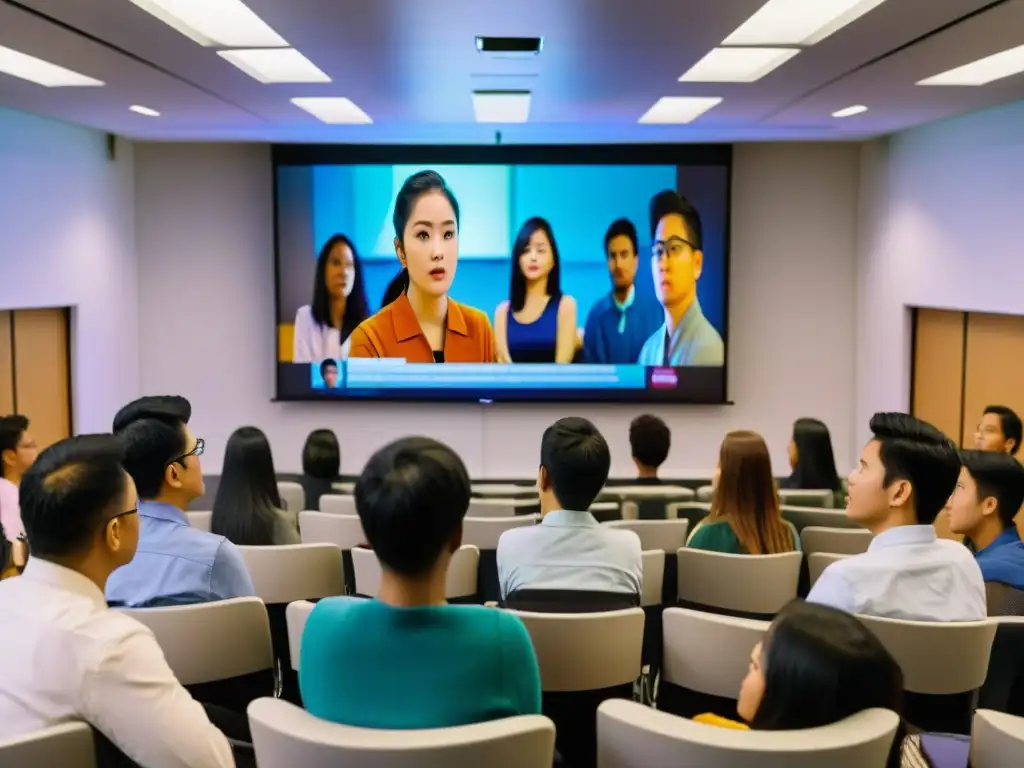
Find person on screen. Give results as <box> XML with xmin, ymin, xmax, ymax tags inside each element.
<box><xmin>293</xmin><ymin>233</ymin><xmax>370</xmax><ymax>363</ymax></box>
<box><xmin>320</xmin><ymin>358</ymin><xmax>339</xmax><ymax>389</ymax></box>
<box><xmin>637</xmin><ymin>191</ymin><xmax>724</xmax><ymax>366</ymax></box>
<box><xmin>494</xmin><ymin>217</ymin><xmax>578</xmax><ymax>364</ymax></box>
<box><xmin>348</xmin><ymin>171</ymin><xmax>496</xmax><ymax>363</ymax></box>
<box><xmin>582</xmin><ymin>218</ymin><xmax>663</xmax><ymax>364</ymax></box>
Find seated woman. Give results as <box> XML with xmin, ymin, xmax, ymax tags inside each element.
<box><xmin>299</xmin><ymin>436</ymin><xmax>541</xmax><ymax>728</ymax></box>
<box><xmin>211</xmin><ymin>427</ymin><xmax>299</xmax><ymax>546</ymax></box>
<box><xmin>298</xmin><ymin>428</ymin><xmax>341</xmax><ymax>512</ymax></box>
<box><xmin>781</xmin><ymin>417</ymin><xmax>844</xmax><ymax>506</ymax></box>
<box><xmin>495</xmin><ymin>217</ymin><xmax>578</xmax><ymax>364</ymax></box>
<box><xmin>688</xmin><ymin>431</ymin><xmax>799</xmax><ymax>554</ymax></box>
<box><xmin>697</xmin><ymin>601</ymin><xmax>906</xmax><ymax>768</ymax></box>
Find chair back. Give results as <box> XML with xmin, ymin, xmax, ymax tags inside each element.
<box><xmin>319</xmin><ymin>494</ymin><xmax>357</xmax><ymax>515</ymax></box>
<box><xmin>467</xmin><ymin>498</ymin><xmax>521</xmax><ymax>517</ymax></box>
<box><xmin>247</xmin><ymin>698</ymin><xmax>556</xmax><ymax>768</ymax></box>
<box><xmin>696</xmin><ymin>485</ymin><xmax>713</xmax><ymax>502</ymax></box>
<box><xmin>971</xmin><ymin>709</ymin><xmax>1024</xmax><ymax>768</ymax></box>
<box><xmin>588</xmin><ymin>501</ymin><xmax>621</xmax><ymax>522</ymax></box>
<box><xmin>606</xmin><ymin>519</ymin><xmax>690</xmax><ymax>553</ymax></box>
<box><xmin>352</xmin><ymin>545</ymin><xmax>480</xmax><ymax>600</ymax></box>
<box><xmin>808</xmin><ymin>552</ymin><xmax>850</xmax><ymax>587</ymax></box>
<box><xmin>779</xmin><ymin>488</ymin><xmax>835</xmax><ymax>508</ymax></box>
<box><xmin>677</xmin><ymin>549</ymin><xmax>802</xmax><ymax>616</ymax></box>
<box><xmin>277</xmin><ymin>481</ymin><xmax>306</xmax><ymax>514</ymax></box>
<box><xmin>986</xmin><ymin>582</ymin><xmax>1024</xmax><ymax>616</ymax></box>
<box><xmin>286</xmin><ymin>599</ymin><xmax>316</xmax><ymax>671</ymax></box>
<box><xmin>800</xmin><ymin>526</ymin><xmax>872</xmax><ymax>556</ymax></box>
<box><xmin>331</xmin><ymin>481</ymin><xmax>356</xmax><ymax>494</ymax></box>
<box><xmin>781</xmin><ymin>506</ymin><xmax>863</xmax><ymax>533</ymax></box>
<box><xmin>299</xmin><ymin>512</ymin><xmax>365</xmax><ymax>549</ymax></box>
<box><xmin>640</xmin><ymin>550</ymin><xmax>665</xmax><ymax>608</ymax></box>
<box><xmin>185</xmin><ymin>510</ymin><xmax>212</xmax><ymax>532</ymax></box>
<box><xmin>238</xmin><ymin>544</ymin><xmax>345</xmax><ymax>604</ymax></box>
<box><xmin>462</xmin><ymin>516</ymin><xmax>538</xmax><ymax>550</ymax></box>
<box><xmin>471</xmin><ymin>483</ymin><xmax>536</xmax><ymax>498</ymax></box>
<box><xmin>597</xmin><ymin>700</ymin><xmax>899</xmax><ymax>768</ymax></box>
<box><xmin>666</xmin><ymin>502</ymin><xmax>711</xmax><ymax>528</ymax></box>
<box><xmin>0</xmin><ymin>722</ymin><xmax>96</xmax><ymax>768</ymax></box>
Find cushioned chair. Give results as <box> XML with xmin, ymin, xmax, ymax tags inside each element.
<box><xmin>696</xmin><ymin>485</ymin><xmax>713</xmax><ymax>503</ymax></box>
<box><xmin>807</xmin><ymin>552</ymin><xmax>850</xmax><ymax>588</ymax></box>
<box><xmin>588</xmin><ymin>501</ymin><xmax>621</xmax><ymax>523</ymax></box>
<box><xmin>298</xmin><ymin>512</ymin><xmax>366</xmax><ymax>594</ymax></box>
<box><xmin>185</xmin><ymin>510</ymin><xmax>212</xmax><ymax>532</ymax></box>
<box><xmin>677</xmin><ymin>548</ymin><xmax>802</xmax><ymax>619</ymax></box>
<box><xmin>0</xmin><ymin>722</ymin><xmax>96</xmax><ymax>768</ymax></box>
<box><xmin>462</xmin><ymin>515</ymin><xmax>538</xmax><ymax>603</ymax></box>
<box><xmin>665</xmin><ymin>502</ymin><xmax>711</xmax><ymax>530</ymax></box>
<box><xmin>508</xmin><ymin>607</ymin><xmax>645</xmax><ymax>768</ymax></box>
<box><xmin>607</xmin><ymin>519</ymin><xmax>690</xmax><ymax>606</ymax></box>
<box><xmin>986</xmin><ymin>582</ymin><xmax>1024</xmax><ymax>617</ymax></box>
<box><xmin>800</xmin><ymin>526</ymin><xmax>872</xmax><ymax>556</ymax></box>
<box><xmin>330</xmin><ymin>481</ymin><xmax>356</xmax><ymax>495</ymax></box>
<box><xmin>277</xmin><ymin>481</ymin><xmax>306</xmax><ymax>514</ymax></box>
<box><xmin>778</xmin><ymin>489</ymin><xmax>835</xmax><ymax>509</ymax></box>
<box><xmin>247</xmin><ymin>697</ymin><xmax>556</xmax><ymax>768</ymax></box>
<box><xmin>971</xmin><ymin>709</ymin><xmax>1024</xmax><ymax>767</ymax></box>
<box><xmin>604</xmin><ymin>486</ymin><xmax>696</xmax><ymax>520</ymax></box>
<box><xmin>319</xmin><ymin>495</ymin><xmax>357</xmax><ymax>515</ymax></box>
<box><xmin>781</xmin><ymin>506</ymin><xmax>863</xmax><ymax>534</ymax></box>
<box><xmin>284</xmin><ymin>597</ymin><xmax>361</xmax><ymax>675</ymax></box>
<box><xmin>352</xmin><ymin>545</ymin><xmax>480</xmax><ymax>603</ymax></box>
<box><xmin>471</xmin><ymin>483</ymin><xmax>537</xmax><ymax>498</ymax></box>
<box><xmin>597</xmin><ymin>700</ymin><xmax>899</xmax><ymax>768</ymax></box>
<box><xmin>977</xmin><ymin>617</ymin><xmax>1024</xmax><ymax>718</ymax></box>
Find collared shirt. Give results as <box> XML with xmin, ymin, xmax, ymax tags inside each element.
<box><xmin>496</xmin><ymin>509</ymin><xmax>643</xmax><ymax>599</ymax></box>
<box><xmin>582</xmin><ymin>287</ymin><xmax>664</xmax><ymax>364</ymax></box>
<box><xmin>106</xmin><ymin>501</ymin><xmax>254</xmax><ymax>608</ymax></box>
<box><xmin>0</xmin><ymin>477</ymin><xmax>23</xmax><ymax>542</ymax></box>
<box><xmin>975</xmin><ymin>527</ymin><xmax>1024</xmax><ymax>590</ymax></box>
<box><xmin>807</xmin><ymin>525</ymin><xmax>986</xmax><ymax>621</ymax></box>
<box><xmin>637</xmin><ymin>297</ymin><xmax>724</xmax><ymax>366</ymax></box>
<box><xmin>348</xmin><ymin>293</ymin><xmax>496</xmax><ymax>363</ymax></box>
<box><xmin>292</xmin><ymin>304</ymin><xmax>352</xmax><ymax>363</ymax></box>
<box><xmin>0</xmin><ymin>559</ymin><xmax>233</xmax><ymax>768</ymax></box>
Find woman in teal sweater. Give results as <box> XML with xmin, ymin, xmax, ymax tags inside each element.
<box><xmin>688</xmin><ymin>431</ymin><xmax>800</xmax><ymax>554</ymax></box>
<box><xmin>300</xmin><ymin>436</ymin><xmax>541</xmax><ymax>729</ymax></box>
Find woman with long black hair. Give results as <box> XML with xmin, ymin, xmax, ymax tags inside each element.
<box><xmin>781</xmin><ymin>417</ymin><xmax>843</xmax><ymax>506</ymax></box>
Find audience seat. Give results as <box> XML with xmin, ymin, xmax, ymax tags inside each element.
<box><xmin>285</xmin><ymin>599</ymin><xmax>316</xmax><ymax>673</ymax></box>
<box><xmin>807</xmin><ymin>552</ymin><xmax>850</xmax><ymax>588</ymax></box>
<box><xmin>978</xmin><ymin>617</ymin><xmax>1024</xmax><ymax>718</ymax></box>
<box><xmin>352</xmin><ymin>545</ymin><xmax>480</xmax><ymax>603</ymax></box>
<box><xmin>778</xmin><ymin>489</ymin><xmax>835</xmax><ymax>508</ymax></box>
<box><xmin>508</xmin><ymin>607</ymin><xmax>645</xmax><ymax>768</ymax></box>
<box><xmin>676</xmin><ymin>549</ymin><xmax>802</xmax><ymax>619</ymax></box>
<box><xmin>503</xmin><ymin>590</ymin><xmax>639</xmax><ymax>613</ymax></box>
<box><xmin>666</xmin><ymin>502</ymin><xmax>711</xmax><ymax>530</ymax></box>
<box><xmin>607</xmin><ymin>519</ymin><xmax>689</xmax><ymax>605</ymax></box>
<box><xmin>298</xmin><ymin>512</ymin><xmax>365</xmax><ymax>594</ymax></box>
<box><xmin>247</xmin><ymin>698</ymin><xmax>556</xmax><ymax>768</ymax></box>
<box><xmin>319</xmin><ymin>495</ymin><xmax>356</xmax><ymax>516</ymax></box>
<box><xmin>800</xmin><ymin>526</ymin><xmax>872</xmax><ymax>556</ymax></box>
<box><xmin>858</xmin><ymin>613</ymin><xmax>998</xmax><ymax>734</ymax></box>
<box><xmin>462</xmin><ymin>515</ymin><xmax>538</xmax><ymax>603</ymax></box>
<box><xmin>0</xmin><ymin>722</ymin><xmax>96</xmax><ymax>768</ymax></box>
<box><xmin>986</xmin><ymin>582</ymin><xmax>1024</xmax><ymax>617</ymax></box>
<box><xmin>588</xmin><ymin>501</ymin><xmax>621</xmax><ymax>523</ymax></box>
<box><xmin>277</xmin><ymin>482</ymin><xmax>305</xmax><ymax>514</ymax></box>
<box><xmin>781</xmin><ymin>506</ymin><xmax>863</xmax><ymax>534</ymax></box>
<box><xmin>971</xmin><ymin>709</ymin><xmax>1024</xmax><ymax>768</ymax></box>
<box><xmin>597</xmin><ymin>700</ymin><xmax>899</xmax><ymax>768</ymax></box>
<box><xmin>330</xmin><ymin>481</ymin><xmax>356</xmax><ymax>495</ymax></box>
<box><xmin>185</xmin><ymin>510</ymin><xmax>212</xmax><ymax>532</ymax></box>
<box><xmin>467</xmin><ymin>498</ymin><xmax>534</xmax><ymax>518</ymax></box>
<box><xmin>471</xmin><ymin>483</ymin><xmax>537</xmax><ymax>498</ymax></box>
<box><xmin>602</xmin><ymin>486</ymin><xmax>696</xmax><ymax>520</ymax></box>
<box><xmin>696</xmin><ymin>485</ymin><xmax>713</xmax><ymax>503</ymax></box>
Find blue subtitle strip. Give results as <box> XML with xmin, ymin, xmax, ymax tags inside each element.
<box><xmin>343</xmin><ymin>361</ymin><xmax>647</xmax><ymax>389</ymax></box>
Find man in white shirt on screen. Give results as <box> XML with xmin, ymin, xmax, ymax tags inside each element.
<box><xmin>0</xmin><ymin>434</ymin><xmax>234</xmax><ymax>768</ymax></box>
<box><xmin>807</xmin><ymin>412</ymin><xmax>986</xmax><ymax>622</ymax></box>
<box><xmin>496</xmin><ymin>417</ymin><xmax>642</xmax><ymax>600</ymax></box>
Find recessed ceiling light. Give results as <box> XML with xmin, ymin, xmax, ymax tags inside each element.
<box><xmin>0</xmin><ymin>45</ymin><xmax>103</xmax><ymax>87</ymax></box>
<box><xmin>128</xmin><ymin>0</ymin><xmax>287</xmax><ymax>47</ymax></box>
<box><xmin>291</xmin><ymin>97</ymin><xmax>372</xmax><ymax>124</ymax></box>
<box><xmin>129</xmin><ymin>105</ymin><xmax>160</xmax><ymax>117</ymax></box>
<box><xmin>638</xmin><ymin>97</ymin><xmax>723</xmax><ymax>124</ymax></box>
<box><xmin>218</xmin><ymin>49</ymin><xmax>330</xmax><ymax>83</ymax></box>
<box><xmin>917</xmin><ymin>44</ymin><xmax>1024</xmax><ymax>86</ymax></box>
<box><xmin>832</xmin><ymin>104</ymin><xmax>867</xmax><ymax>117</ymax></box>
<box><xmin>679</xmin><ymin>47</ymin><xmax>800</xmax><ymax>82</ymax></box>
<box><xmin>724</xmin><ymin>0</ymin><xmax>889</xmax><ymax>46</ymax></box>
<box><xmin>472</xmin><ymin>91</ymin><xmax>531</xmax><ymax>123</ymax></box>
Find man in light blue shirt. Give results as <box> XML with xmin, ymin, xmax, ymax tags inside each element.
<box><xmin>496</xmin><ymin>417</ymin><xmax>642</xmax><ymax>600</ymax></box>
<box><xmin>106</xmin><ymin>396</ymin><xmax>254</xmax><ymax>607</ymax></box>
<box><xmin>808</xmin><ymin>413</ymin><xmax>985</xmax><ymax>621</ymax></box>
<box><xmin>636</xmin><ymin>190</ymin><xmax>724</xmax><ymax>366</ymax></box>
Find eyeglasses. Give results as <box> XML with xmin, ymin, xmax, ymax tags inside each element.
<box><xmin>99</xmin><ymin>507</ymin><xmax>138</xmax><ymax>535</ymax></box>
<box><xmin>168</xmin><ymin>438</ymin><xmax>204</xmax><ymax>467</ymax></box>
<box><xmin>651</xmin><ymin>236</ymin><xmax>696</xmax><ymax>262</ymax></box>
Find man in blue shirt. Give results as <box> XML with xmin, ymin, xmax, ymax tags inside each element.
<box><xmin>582</xmin><ymin>218</ymin><xmax>663</xmax><ymax>364</ymax></box>
<box><xmin>946</xmin><ymin>450</ymin><xmax>1024</xmax><ymax>591</ymax></box>
<box><xmin>106</xmin><ymin>396</ymin><xmax>254</xmax><ymax>607</ymax></box>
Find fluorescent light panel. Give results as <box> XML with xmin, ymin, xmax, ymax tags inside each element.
<box><xmin>130</xmin><ymin>105</ymin><xmax>160</xmax><ymax>116</ymax></box>
<box><xmin>917</xmin><ymin>44</ymin><xmax>1024</xmax><ymax>86</ymax></box>
<box><xmin>218</xmin><ymin>48</ymin><xmax>330</xmax><ymax>83</ymax></box>
<box><xmin>638</xmin><ymin>97</ymin><xmax>723</xmax><ymax>124</ymax></box>
<box><xmin>724</xmin><ymin>0</ymin><xmax>889</xmax><ymax>46</ymax></box>
<box><xmin>292</xmin><ymin>97</ymin><xmax>372</xmax><ymax>124</ymax></box>
<box><xmin>832</xmin><ymin>104</ymin><xmax>867</xmax><ymax>117</ymax></box>
<box><xmin>129</xmin><ymin>0</ymin><xmax>287</xmax><ymax>47</ymax></box>
<box><xmin>473</xmin><ymin>91</ymin><xmax>531</xmax><ymax>123</ymax></box>
<box><xmin>679</xmin><ymin>47</ymin><xmax>799</xmax><ymax>82</ymax></box>
<box><xmin>0</xmin><ymin>45</ymin><xmax>103</xmax><ymax>87</ymax></box>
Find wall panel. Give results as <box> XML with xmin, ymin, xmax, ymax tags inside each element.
<box><xmin>12</xmin><ymin>308</ymin><xmax>71</xmax><ymax>450</ymax></box>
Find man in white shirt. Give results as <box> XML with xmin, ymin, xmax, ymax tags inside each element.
<box><xmin>497</xmin><ymin>417</ymin><xmax>642</xmax><ymax>600</ymax></box>
<box><xmin>0</xmin><ymin>413</ymin><xmax>38</xmax><ymax>543</ymax></box>
<box><xmin>807</xmin><ymin>412</ymin><xmax>986</xmax><ymax>621</ymax></box>
<box><xmin>0</xmin><ymin>434</ymin><xmax>234</xmax><ymax>768</ymax></box>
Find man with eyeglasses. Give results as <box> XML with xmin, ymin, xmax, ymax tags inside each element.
<box><xmin>0</xmin><ymin>434</ymin><xmax>234</xmax><ymax>768</ymax></box>
<box><xmin>106</xmin><ymin>396</ymin><xmax>254</xmax><ymax>608</ymax></box>
<box><xmin>636</xmin><ymin>190</ymin><xmax>724</xmax><ymax>366</ymax></box>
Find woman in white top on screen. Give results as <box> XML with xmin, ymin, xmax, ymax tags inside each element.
<box><xmin>293</xmin><ymin>233</ymin><xmax>370</xmax><ymax>363</ymax></box>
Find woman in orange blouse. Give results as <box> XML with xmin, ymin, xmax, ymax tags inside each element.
<box><xmin>348</xmin><ymin>171</ymin><xmax>496</xmax><ymax>363</ymax></box>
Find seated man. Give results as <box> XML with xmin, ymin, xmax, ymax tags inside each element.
<box><xmin>973</xmin><ymin>404</ymin><xmax>1021</xmax><ymax>456</ymax></box>
<box><xmin>630</xmin><ymin>413</ymin><xmax>671</xmax><ymax>483</ymax></box>
<box><xmin>0</xmin><ymin>434</ymin><xmax>233</xmax><ymax>768</ymax></box>
<box><xmin>946</xmin><ymin>450</ymin><xmax>1024</xmax><ymax>612</ymax></box>
<box><xmin>497</xmin><ymin>417</ymin><xmax>642</xmax><ymax>599</ymax></box>
<box><xmin>106</xmin><ymin>396</ymin><xmax>254</xmax><ymax>607</ymax></box>
<box><xmin>808</xmin><ymin>412</ymin><xmax>985</xmax><ymax>621</ymax></box>
<box><xmin>300</xmin><ymin>436</ymin><xmax>541</xmax><ymax>728</ymax></box>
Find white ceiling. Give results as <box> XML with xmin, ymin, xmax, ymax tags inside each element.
<box><xmin>0</xmin><ymin>0</ymin><xmax>1022</xmax><ymax>143</ymax></box>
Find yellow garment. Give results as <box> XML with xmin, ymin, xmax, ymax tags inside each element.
<box><xmin>693</xmin><ymin>712</ymin><xmax>750</xmax><ymax>730</ymax></box>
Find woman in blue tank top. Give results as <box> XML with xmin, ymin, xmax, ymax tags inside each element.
<box><xmin>494</xmin><ymin>217</ymin><xmax>578</xmax><ymax>363</ymax></box>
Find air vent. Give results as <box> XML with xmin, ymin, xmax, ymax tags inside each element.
<box><xmin>476</xmin><ymin>36</ymin><xmax>543</xmax><ymax>55</ymax></box>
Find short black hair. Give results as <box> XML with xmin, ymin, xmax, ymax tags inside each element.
<box><xmin>355</xmin><ymin>436</ymin><xmax>470</xmax><ymax>577</ymax></box>
<box><xmin>302</xmin><ymin>429</ymin><xmax>340</xmax><ymax>479</ymax></box>
<box><xmin>604</xmin><ymin>218</ymin><xmax>638</xmax><ymax>257</ymax></box>
<box><xmin>870</xmin><ymin>412</ymin><xmax>960</xmax><ymax>525</ymax></box>
<box><xmin>392</xmin><ymin>170</ymin><xmax>460</xmax><ymax>243</ymax></box>
<box><xmin>541</xmin><ymin>417</ymin><xmax>611</xmax><ymax>511</ymax></box>
<box><xmin>20</xmin><ymin>434</ymin><xmax>128</xmax><ymax>558</ymax></box>
<box><xmin>629</xmin><ymin>414</ymin><xmax>671</xmax><ymax>469</ymax></box>
<box><xmin>648</xmin><ymin>189</ymin><xmax>703</xmax><ymax>249</ymax></box>
<box><xmin>113</xmin><ymin>396</ymin><xmax>191</xmax><ymax>500</ymax></box>
<box><xmin>320</xmin><ymin>359</ymin><xmax>338</xmax><ymax>376</ymax></box>
<box><xmin>0</xmin><ymin>414</ymin><xmax>29</xmax><ymax>479</ymax></box>
<box><xmin>984</xmin><ymin>405</ymin><xmax>1022</xmax><ymax>456</ymax></box>
<box><xmin>959</xmin><ymin>449</ymin><xmax>1024</xmax><ymax>529</ymax></box>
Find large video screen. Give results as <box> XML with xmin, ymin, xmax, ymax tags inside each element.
<box><xmin>273</xmin><ymin>145</ymin><xmax>731</xmax><ymax>403</ymax></box>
